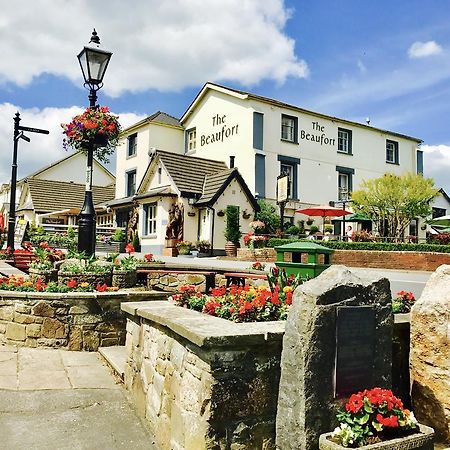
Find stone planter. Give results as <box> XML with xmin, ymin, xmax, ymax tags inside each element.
<box><xmin>95</xmin><ymin>241</ymin><xmax>125</xmax><ymax>253</ymax></box>
<box><xmin>319</xmin><ymin>424</ymin><xmax>434</xmax><ymax>450</ymax></box>
<box><xmin>29</xmin><ymin>267</ymin><xmax>58</xmax><ymax>283</ymax></box>
<box><xmin>58</xmin><ymin>271</ymin><xmax>112</xmax><ymax>287</ymax></box>
<box><xmin>112</xmin><ymin>269</ymin><xmax>137</xmax><ymax>288</ymax></box>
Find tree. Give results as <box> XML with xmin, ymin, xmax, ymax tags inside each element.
<box><xmin>351</xmin><ymin>172</ymin><xmax>439</xmax><ymax>240</ymax></box>
<box><xmin>255</xmin><ymin>199</ymin><xmax>281</xmax><ymax>234</ymax></box>
<box><xmin>224</xmin><ymin>205</ymin><xmax>241</xmax><ymax>244</ymax></box>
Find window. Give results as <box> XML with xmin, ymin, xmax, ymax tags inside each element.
<box><xmin>186</xmin><ymin>128</ymin><xmax>196</xmax><ymax>152</ymax></box>
<box><xmin>281</xmin><ymin>114</ymin><xmax>298</xmax><ymax>143</ymax></box>
<box><xmin>126</xmin><ymin>169</ymin><xmax>136</xmax><ymax>197</ymax></box>
<box><xmin>416</xmin><ymin>150</ymin><xmax>423</xmax><ymax>174</ymax></box>
<box><xmin>143</xmin><ymin>203</ymin><xmax>157</xmax><ymax>235</ymax></box>
<box><xmin>432</xmin><ymin>207</ymin><xmax>446</xmax><ymax>219</ymax></box>
<box><xmin>386</xmin><ymin>140</ymin><xmax>399</xmax><ymax>164</ymax></box>
<box><xmin>127</xmin><ymin>133</ymin><xmax>137</xmax><ymax>157</ymax></box>
<box><xmin>336</xmin><ymin>166</ymin><xmax>355</xmax><ymax>201</ymax></box>
<box><xmin>338</xmin><ymin>128</ymin><xmax>352</xmax><ymax>154</ymax></box>
<box><xmin>278</xmin><ymin>155</ymin><xmax>300</xmax><ymax>199</ymax></box>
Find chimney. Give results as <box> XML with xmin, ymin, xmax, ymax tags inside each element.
<box><xmin>229</xmin><ymin>155</ymin><xmax>235</xmax><ymax>168</ymax></box>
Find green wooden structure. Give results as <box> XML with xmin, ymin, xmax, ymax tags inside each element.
<box><xmin>274</xmin><ymin>241</ymin><xmax>334</xmax><ymax>278</ymax></box>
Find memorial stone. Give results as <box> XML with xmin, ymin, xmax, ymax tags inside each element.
<box><xmin>276</xmin><ymin>265</ymin><xmax>392</xmax><ymax>450</ymax></box>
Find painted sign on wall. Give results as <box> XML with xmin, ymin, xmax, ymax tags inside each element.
<box><xmin>300</xmin><ymin>121</ymin><xmax>336</xmax><ymax>146</ymax></box>
<box><xmin>200</xmin><ymin>114</ymin><xmax>239</xmax><ymax>147</ymax></box>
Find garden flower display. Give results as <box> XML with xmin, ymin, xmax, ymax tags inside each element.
<box><xmin>0</xmin><ymin>275</ymin><xmax>118</xmax><ymax>293</ymax></box>
<box><xmin>61</xmin><ymin>106</ymin><xmax>121</xmax><ymax>163</ymax></box>
<box><xmin>170</xmin><ymin>267</ymin><xmax>303</xmax><ymax>322</ymax></box>
<box><xmin>243</xmin><ymin>231</ymin><xmax>268</xmax><ymax>249</ymax></box>
<box><xmin>332</xmin><ymin>387</ymin><xmax>418</xmax><ymax>447</ymax></box>
<box><xmin>392</xmin><ymin>290</ymin><xmax>415</xmax><ymax>313</ymax></box>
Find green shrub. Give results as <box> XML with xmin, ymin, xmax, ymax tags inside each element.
<box><xmin>255</xmin><ymin>199</ymin><xmax>280</xmax><ymax>234</ymax></box>
<box><xmin>286</xmin><ymin>225</ymin><xmax>300</xmax><ymax>235</ymax></box>
<box><xmin>224</xmin><ymin>206</ymin><xmax>242</xmax><ymax>243</ymax></box>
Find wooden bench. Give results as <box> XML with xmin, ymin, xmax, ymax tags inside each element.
<box><xmin>136</xmin><ymin>269</ymin><xmax>216</xmax><ymax>292</ymax></box>
<box><xmin>13</xmin><ymin>253</ymin><xmax>38</xmax><ymax>274</ymax></box>
<box><xmin>223</xmin><ymin>272</ymin><xmax>267</xmax><ymax>288</ymax></box>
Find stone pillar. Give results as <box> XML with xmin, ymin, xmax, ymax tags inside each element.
<box><xmin>276</xmin><ymin>265</ymin><xmax>392</xmax><ymax>450</ymax></box>
<box><xmin>410</xmin><ymin>264</ymin><xmax>450</xmax><ymax>444</ymax></box>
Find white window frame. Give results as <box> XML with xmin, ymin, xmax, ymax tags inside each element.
<box><xmin>187</xmin><ymin>128</ymin><xmax>196</xmax><ymax>151</ymax></box>
<box><xmin>338</xmin><ymin>128</ymin><xmax>351</xmax><ymax>154</ymax></box>
<box><xmin>144</xmin><ymin>202</ymin><xmax>157</xmax><ymax>236</ymax></box>
<box><xmin>126</xmin><ymin>169</ymin><xmax>136</xmax><ymax>197</ymax></box>
<box><xmin>386</xmin><ymin>140</ymin><xmax>399</xmax><ymax>164</ymax></box>
<box><xmin>127</xmin><ymin>133</ymin><xmax>137</xmax><ymax>158</ymax></box>
<box><xmin>338</xmin><ymin>173</ymin><xmax>349</xmax><ymax>201</ymax></box>
<box><xmin>281</xmin><ymin>115</ymin><xmax>296</xmax><ymax>142</ymax></box>
<box><xmin>280</xmin><ymin>163</ymin><xmax>294</xmax><ymax>199</ymax></box>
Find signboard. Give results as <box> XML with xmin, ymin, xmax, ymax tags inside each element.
<box><xmin>42</xmin><ymin>218</ymin><xmax>65</xmax><ymax>225</ymax></box>
<box><xmin>18</xmin><ymin>126</ymin><xmax>49</xmax><ymax>135</ymax></box>
<box><xmin>14</xmin><ymin>219</ymin><xmax>28</xmax><ymax>247</ymax></box>
<box><xmin>277</xmin><ymin>174</ymin><xmax>289</xmax><ymax>204</ymax></box>
<box><xmin>334</xmin><ymin>306</ymin><xmax>375</xmax><ymax>397</ymax></box>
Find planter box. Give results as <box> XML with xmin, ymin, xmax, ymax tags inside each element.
<box><xmin>319</xmin><ymin>424</ymin><xmax>434</xmax><ymax>450</ymax></box>
<box><xmin>112</xmin><ymin>270</ymin><xmax>137</xmax><ymax>288</ymax></box>
<box><xmin>29</xmin><ymin>268</ymin><xmax>58</xmax><ymax>283</ymax></box>
<box><xmin>58</xmin><ymin>271</ymin><xmax>112</xmax><ymax>287</ymax></box>
<box><xmin>95</xmin><ymin>241</ymin><xmax>125</xmax><ymax>253</ymax></box>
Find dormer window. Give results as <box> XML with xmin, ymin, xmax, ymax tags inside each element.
<box><xmin>186</xmin><ymin>128</ymin><xmax>196</xmax><ymax>152</ymax></box>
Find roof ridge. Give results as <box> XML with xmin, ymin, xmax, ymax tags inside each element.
<box><xmin>156</xmin><ymin>150</ymin><xmax>228</xmax><ymax>166</ymax></box>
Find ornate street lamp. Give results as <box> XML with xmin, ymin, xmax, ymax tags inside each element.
<box><xmin>77</xmin><ymin>29</ymin><xmax>112</xmax><ymax>255</ymax></box>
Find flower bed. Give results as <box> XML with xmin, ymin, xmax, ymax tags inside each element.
<box><xmin>170</xmin><ymin>267</ymin><xmax>303</xmax><ymax>322</ymax></box>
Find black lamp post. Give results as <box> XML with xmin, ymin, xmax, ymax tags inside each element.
<box><xmin>77</xmin><ymin>29</ymin><xmax>112</xmax><ymax>255</ymax></box>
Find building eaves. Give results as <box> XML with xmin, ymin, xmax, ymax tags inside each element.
<box><xmin>182</xmin><ymin>82</ymin><xmax>422</xmax><ymax>143</ymax></box>
<box><xmin>121</xmin><ymin>111</ymin><xmax>183</xmax><ymax>136</ymax></box>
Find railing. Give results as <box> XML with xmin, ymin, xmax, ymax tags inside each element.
<box><xmin>39</xmin><ymin>223</ymin><xmax>124</xmax><ymax>238</ymax></box>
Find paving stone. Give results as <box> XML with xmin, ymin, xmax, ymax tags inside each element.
<box><xmin>0</xmin><ymin>345</ymin><xmax>17</xmax><ymax>353</ymax></box>
<box><xmin>18</xmin><ymin>370</ymin><xmax>71</xmax><ymax>390</ymax></box>
<box><xmin>0</xmin><ymin>357</ymin><xmax>17</xmax><ymax>375</ymax></box>
<box><xmin>0</xmin><ymin>375</ymin><xmax>17</xmax><ymax>390</ymax></box>
<box><xmin>66</xmin><ymin>365</ymin><xmax>119</xmax><ymax>389</ymax></box>
<box><xmin>18</xmin><ymin>347</ymin><xmax>64</xmax><ymax>371</ymax></box>
<box><xmin>60</xmin><ymin>350</ymin><xmax>100</xmax><ymax>367</ymax></box>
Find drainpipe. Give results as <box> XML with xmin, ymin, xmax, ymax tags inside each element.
<box><xmin>208</xmin><ymin>206</ymin><xmax>215</xmax><ymax>256</ymax></box>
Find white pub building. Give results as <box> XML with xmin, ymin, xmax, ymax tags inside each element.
<box><xmin>113</xmin><ymin>83</ymin><xmax>424</xmax><ymax>254</ymax></box>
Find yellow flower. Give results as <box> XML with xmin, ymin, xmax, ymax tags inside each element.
<box><xmin>258</xmin><ymin>284</ymin><xmax>269</xmax><ymax>291</ymax></box>
<box><xmin>248</xmin><ymin>288</ymin><xmax>256</xmax><ymax>296</ymax></box>
<box><xmin>79</xmin><ymin>282</ymin><xmax>90</xmax><ymax>288</ymax></box>
<box><xmin>283</xmin><ymin>286</ymin><xmax>293</xmax><ymax>293</ymax></box>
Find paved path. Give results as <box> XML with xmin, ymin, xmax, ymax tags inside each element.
<box><xmin>0</xmin><ymin>345</ymin><xmax>156</xmax><ymax>450</ymax></box>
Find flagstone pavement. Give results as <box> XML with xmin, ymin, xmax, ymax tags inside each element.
<box><xmin>0</xmin><ymin>344</ymin><xmax>156</xmax><ymax>450</ymax></box>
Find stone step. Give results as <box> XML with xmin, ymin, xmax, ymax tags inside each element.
<box><xmin>98</xmin><ymin>346</ymin><xmax>126</xmax><ymax>381</ymax></box>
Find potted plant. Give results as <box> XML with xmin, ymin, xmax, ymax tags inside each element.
<box><xmin>224</xmin><ymin>206</ymin><xmax>242</xmax><ymax>257</ymax></box>
<box><xmin>28</xmin><ymin>242</ymin><xmax>64</xmax><ymax>283</ymax></box>
<box><xmin>319</xmin><ymin>387</ymin><xmax>434</xmax><ymax>449</ymax></box>
<box><xmin>112</xmin><ymin>246</ymin><xmax>138</xmax><ymax>288</ymax></box>
<box><xmin>196</xmin><ymin>240</ymin><xmax>211</xmax><ymax>257</ymax></box>
<box><xmin>176</xmin><ymin>240</ymin><xmax>193</xmax><ymax>256</ymax></box>
<box><xmin>61</xmin><ymin>106</ymin><xmax>121</xmax><ymax>163</ymax></box>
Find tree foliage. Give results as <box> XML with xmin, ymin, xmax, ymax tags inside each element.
<box><xmin>351</xmin><ymin>172</ymin><xmax>439</xmax><ymax>240</ymax></box>
<box><xmin>255</xmin><ymin>199</ymin><xmax>281</xmax><ymax>234</ymax></box>
<box><xmin>224</xmin><ymin>205</ymin><xmax>242</xmax><ymax>243</ymax></box>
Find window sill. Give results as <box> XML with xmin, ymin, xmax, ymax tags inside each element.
<box><xmin>386</xmin><ymin>161</ymin><xmax>399</xmax><ymax>165</ymax></box>
<box><xmin>126</xmin><ymin>153</ymin><xmax>137</xmax><ymax>160</ymax></box>
<box><xmin>280</xmin><ymin>138</ymin><xmax>299</xmax><ymax>145</ymax></box>
<box><xmin>142</xmin><ymin>234</ymin><xmax>157</xmax><ymax>239</ymax></box>
<box><xmin>337</xmin><ymin>150</ymin><xmax>353</xmax><ymax>156</ymax></box>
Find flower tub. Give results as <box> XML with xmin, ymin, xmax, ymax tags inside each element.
<box><xmin>319</xmin><ymin>423</ymin><xmax>434</xmax><ymax>450</ymax></box>
<box><xmin>112</xmin><ymin>269</ymin><xmax>137</xmax><ymax>289</ymax></box>
<box><xmin>58</xmin><ymin>271</ymin><xmax>112</xmax><ymax>288</ymax></box>
<box><xmin>29</xmin><ymin>268</ymin><xmax>58</xmax><ymax>284</ymax></box>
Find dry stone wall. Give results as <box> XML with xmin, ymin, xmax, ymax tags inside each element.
<box><xmin>122</xmin><ymin>301</ymin><xmax>285</xmax><ymax>450</ymax></box>
<box><xmin>0</xmin><ymin>291</ymin><xmax>166</xmax><ymax>351</ymax></box>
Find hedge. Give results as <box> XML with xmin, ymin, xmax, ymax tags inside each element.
<box><xmin>266</xmin><ymin>238</ymin><xmax>450</xmax><ymax>253</ymax></box>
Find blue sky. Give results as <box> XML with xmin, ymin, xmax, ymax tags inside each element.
<box><xmin>1</xmin><ymin>0</ymin><xmax>450</xmax><ymax>191</ymax></box>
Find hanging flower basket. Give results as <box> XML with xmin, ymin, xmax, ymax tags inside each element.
<box><xmin>61</xmin><ymin>106</ymin><xmax>121</xmax><ymax>163</ymax></box>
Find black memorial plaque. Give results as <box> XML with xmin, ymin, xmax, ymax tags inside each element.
<box><xmin>335</xmin><ymin>306</ymin><xmax>376</xmax><ymax>398</ymax></box>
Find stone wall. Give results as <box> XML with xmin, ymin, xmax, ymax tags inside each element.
<box><xmin>0</xmin><ymin>291</ymin><xmax>166</xmax><ymax>351</ymax></box>
<box><xmin>147</xmin><ymin>272</ymin><xmax>208</xmax><ymax>292</ymax></box>
<box><xmin>122</xmin><ymin>301</ymin><xmax>285</xmax><ymax>450</ymax></box>
<box><xmin>237</xmin><ymin>248</ymin><xmax>450</xmax><ymax>271</ymax></box>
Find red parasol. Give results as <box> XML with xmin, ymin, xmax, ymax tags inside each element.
<box><xmin>296</xmin><ymin>205</ymin><xmax>352</xmax><ymax>233</ymax></box>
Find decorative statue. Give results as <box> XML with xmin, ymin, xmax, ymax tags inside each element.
<box><xmin>165</xmin><ymin>203</ymin><xmax>183</xmax><ymax>240</ymax></box>
<box><xmin>127</xmin><ymin>202</ymin><xmax>139</xmax><ymax>243</ymax></box>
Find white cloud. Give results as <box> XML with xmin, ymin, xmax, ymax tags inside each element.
<box><xmin>0</xmin><ymin>103</ymin><xmax>144</xmax><ymax>184</ymax></box>
<box><xmin>408</xmin><ymin>40</ymin><xmax>442</xmax><ymax>59</ymax></box>
<box><xmin>0</xmin><ymin>0</ymin><xmax>308</xmax><ymax>96</ymax></box>
<box><xmin>357</xmin><ymin>60</ymin><xmax>367</xmax><ymax>74</ymax></box>
<box><xmin>422</xmin><ymin>144</ymin><xmax>450</xmax><ymax>191</ymax></box>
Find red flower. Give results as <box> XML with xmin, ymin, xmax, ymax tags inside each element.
<box><xmin>96</xmin><ymin>283</ymin><xmax>108</xmax><ymax>292</ymax></box>
<box><xmin>271</xmin><ymin>292</ymin><xmax>280</xmax><ymax>306</ymax></box>
<box><xmin>144</xmin><ymin>253</ymin><xmax>153</xmax><ymax>261</ymax></box>
<box><xmin>285</xmin><ymin>291</ymin><xmax>293</xmax><ymax>305</ymax></box>
<box><xmin>67</xmin><ymin>279</ymin><xmax>78</xmax><ymax>289</ymax></box>
<box><xmin>125</xmin><ymin>243</ymin><xmax>135</xmax><ymax>254</ymax></box>
<box><xmin>376</xmin><ymin>413</ymin><xmax>399</xmax><ymax>428</ymax></box>
<box><xmin>346</xmin><ymin>393</ymin><xmax>364</xmax><ymax>413</ymax></box>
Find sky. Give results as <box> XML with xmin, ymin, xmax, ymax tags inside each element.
<box><xmin>1</xmin><ymin>0</ymin><xmax>450</xmax><ymax>192</ymax></box>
